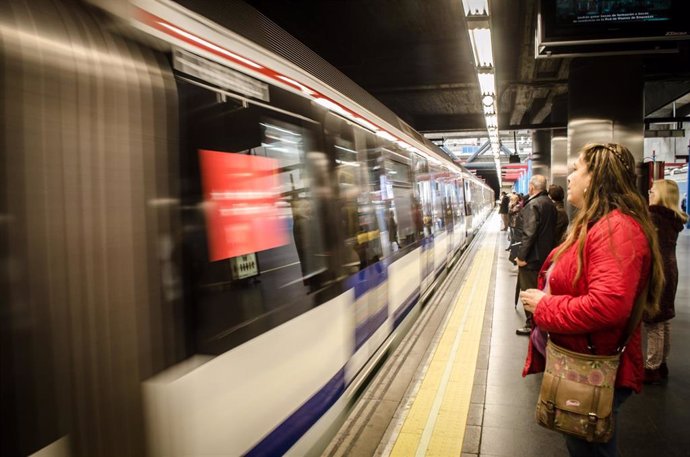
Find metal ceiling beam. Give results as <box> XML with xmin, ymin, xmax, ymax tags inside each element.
<box><xmin>464</xmin><ymin>161</ymin><xmax>503</xmax><ymax>169</ymax></box>
<box><xmin>465</xmin><ymin>141</ymin><xmax>491</xmax><ymax>163</ymax></box>
<box><xmin>499</xmin><ymin>144</ymin><xmax>516</xmax><ymax>157</ymax></box>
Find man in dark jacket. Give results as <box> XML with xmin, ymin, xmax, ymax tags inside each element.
<box><xmin>514</xmin><ymin>175</ymin><xmax>557</xmax><ymax>335</ymax></box>
<box><xmin>498</xmin><ymin>192</ymin><xmax>510</xmax><ymax>230</ymax></box>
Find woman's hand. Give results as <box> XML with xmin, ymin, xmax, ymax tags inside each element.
<box><xmin>520</xmin><ymin>289</ymin><xmax>546</xmax><ymax>313</ymax></box>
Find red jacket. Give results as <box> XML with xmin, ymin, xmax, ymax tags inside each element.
<box><xmin>522</xmin><ymin>210</ymin><xmax>651</xmax><ymax>393</ymax></box>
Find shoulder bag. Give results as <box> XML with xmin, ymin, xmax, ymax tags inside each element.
<box><xmin>535</xmin><ymin>284</ymin><xmax>648</xmax><ymax>443</ymax></box>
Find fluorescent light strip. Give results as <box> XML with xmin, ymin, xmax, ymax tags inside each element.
<box><xmin>478</xmin><ymin>73</ymin><xmax>495</xmax><ymax>95</ymax></box>
<box><xmin>462</xmin><ymin>0</ymin><xmax>489</xmax><ymax>15</ymax></box>
<box><xmin>469</xmin><ymin>28</ymin><xmax>494</xmax><ymax>68</ymax></box>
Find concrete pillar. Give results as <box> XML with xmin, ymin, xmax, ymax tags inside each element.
<box><xmin>551</xmin><ymin>129</ymin><xmax>568</xmax><ymax>192</ymax></box>
<box><xmin>567</xmin><ymin>57</ymin><xmax>644</xmax><ymax>164</ymax></box>
<box><xmin>531</xmin><ymin>130</ymin><xmax>551</xmax><ymax>182</ymax></box>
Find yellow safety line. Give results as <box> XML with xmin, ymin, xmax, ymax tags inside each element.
<box><xmin>389</xmin><ymin>230</ymin><xmax>496</xmax><ymax>457</ymax></box>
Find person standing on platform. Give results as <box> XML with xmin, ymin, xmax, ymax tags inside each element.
<box><xmin>499</xmin><ymin>191</ymin><xmax>510</xmax><ymax>231</ymax></box>
<box><xmin>520</xmin><ymin>143</ymin><xmax>665</xmax><ymax>457</ymax></box>
<box><xmin>514</xmin><ymin>175</ymin><xmax>557</xmax><ymax>335</ymax></box>
<box><xmin>549</xmin><ymin>184</ymin><xmax>569</xmax><ymax>244</ymax></box>
<box><xmin>643</xmin><ymin>179</ymin><xmax>688</xmax><ymax>383</ymax></box>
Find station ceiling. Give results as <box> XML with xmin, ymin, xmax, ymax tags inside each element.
<box><xmin>238</xmin><ymin>1</ymin><xmax>690</xmax><ymax>187</ymax></box>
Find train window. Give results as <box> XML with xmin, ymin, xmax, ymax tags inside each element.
<box><xmin>454</xmin><ymin>178</ymin><xmax>466</xmax><ymax>227</ymax></box>
<box><xmin>414</xmin><ymin>155</ymin><xmax>433</xmax><ymax>238</ymax></box>
<box><xmin>327</xmin><ymin>113</ymin><xmax>385</xmax><ymax>272</ymax></box>
<box><xmin>429</xmin><ymin>165</ymin><xmax>446</xmax><ymax>233</ymax></box>
<box><xmin>381</xmin><ymin>157</ymin><xmax>418</xmax><ymax>250</ymax></box>
<box><xmin>177</xmin><ymin>79</ymin><xmax>339</xmax><ymax>354</ymax></box>
<box><xmin>441</xmin><ymin>179</ymin><xmax>455</xmax><ymax>230</ymax></box>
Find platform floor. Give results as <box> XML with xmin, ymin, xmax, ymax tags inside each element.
<box><xmin>327</xmin><ymin>212</ymin><xmax>690</xmax><ymax>457</ymax></box>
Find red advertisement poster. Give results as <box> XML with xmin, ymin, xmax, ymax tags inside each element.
<box><xmin>199</xmin><ymin>149</ymin><xmax>288</xmax><ymax>261</ymax></box>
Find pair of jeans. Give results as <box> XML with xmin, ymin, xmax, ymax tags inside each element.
<box><xmin>564</xmin><ymin>388</ymin><xmax>633</xmax><ymax>457</ymax></box>
<box><xmin>517</xmin><ymin>267</ymin><xmax>539</xmax><ymax>324</ymax></box>
<box><xmin>644</xmin><ymin>320</ymin><xmax>671</xmax><ymax>369</ymax></box>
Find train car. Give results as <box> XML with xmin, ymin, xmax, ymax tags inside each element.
<box><xmin>0</xmin><ymin>1</ymin><xmax>494</xmax><ymax>456</ymax></box>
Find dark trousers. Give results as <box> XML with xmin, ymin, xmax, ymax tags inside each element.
<box><xmin>517</xmin><ymin>267</ymin><xmax>539</xmax><ymax>325</ymax></box>
<box><xmin>565</xmin><ymin>388</ymin><xmax>633</xmax><ymax>457</ymax></box>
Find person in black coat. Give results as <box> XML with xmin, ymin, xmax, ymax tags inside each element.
<box><xmin>548</xmin><ymin>184</ymin><xmax>568</xmax><ymax>243</ymax></box>
<box><xmin>498</xmin><ymin>192</ymin><xmax>510</xmax><ymax>231</ymax></box>
<box><xmin>643</xmin><ymin>179</ymin><xmax>689</xmax><ymax>383</ymax></box>
<box><xmin>514</xmin><ymin>175</ymin><xmax>557</xmax><ymax>335</ymax></box>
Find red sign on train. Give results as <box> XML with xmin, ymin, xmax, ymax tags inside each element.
<box><xmin>199</xmin><ymin>149</ymin><xmax>287</xmax><ymax>261</ymax></box>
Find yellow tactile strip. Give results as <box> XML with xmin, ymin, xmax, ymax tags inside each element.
<box><xmin>388</xmin><ymin>230</ymin><xmax>496</xmax><ymax>457</ymax></box>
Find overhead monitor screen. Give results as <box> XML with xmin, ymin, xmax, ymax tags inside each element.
<box><xmin>556</xmin><ymin>0</ymin><xmax>673</xmax><ymax>27</ymax></box>
<box><xmin>538</xmin><ymin>0</ymin><xmax>690</xmax><ymax>54</ymax></box>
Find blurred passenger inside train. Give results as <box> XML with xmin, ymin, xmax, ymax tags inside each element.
<box><xmin>643</xmin><ymin>179</ymin><xmax>688</xmax><ymax>384</ymax></box>
<box><xmin>513</xmin><ymin>175</ymin><xmax>557</xmax><ymax>336</ymax></box>
<box><xmin>548</xmin><ymin>184</ymin><xmax>568</xmax><ymax>243</ymax></box>
<box><xmin>520</xmin><ymin>143</ymin><xmax>665</xmax><ymax>457</ymax></box>
<box><xmin>387</xmin><ymin>209</ymin><xmax>399</xmax><ymax>250</ymax></box>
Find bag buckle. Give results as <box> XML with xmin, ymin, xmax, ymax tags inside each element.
<box><xmin>586</xmin><ymin>413</ymin><xmax>598</xmax><ymax>442</ymax></box>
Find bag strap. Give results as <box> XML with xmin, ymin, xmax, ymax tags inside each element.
<box><xmin>616</xmin><ymin>281</ymin><xmax>650</xmax><ymax>354</ymax></box>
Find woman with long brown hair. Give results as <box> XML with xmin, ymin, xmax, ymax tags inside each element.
<box><xmin>520</xmin><ymin>143</ymin><xmax>664</xmax><ymax>457</ymax></box>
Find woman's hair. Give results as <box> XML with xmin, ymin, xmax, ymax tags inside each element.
<box><xmin>652</xmin><ymin>179</ymin><xmax>689</xmax><ymax>223</ymax></box>
<box><xmin>548</xmin><ymin>184</ymin><xmax>564</xmax><ymax>203</ymax></box>
<box><xmin>553</xmin><ymin>143</ymin><xmax>664</xmax><ymax>316</ymax></box>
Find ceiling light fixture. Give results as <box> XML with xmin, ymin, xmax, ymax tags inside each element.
<box><xmin>463</xmin><ymin>3</ymin><xmax>501</xmax><ymax>186</ymax></box>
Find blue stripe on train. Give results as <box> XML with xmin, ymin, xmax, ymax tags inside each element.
<box><xmin>345</xmin><ymin>260</ymin><xmax>388</xmax><ymax>299</ymax></box>
<box><xmin>393</xmin><ymin>288</ymin><xmax>421</xmax><ymax>329</ymax></box>
<box><xmin>355</xmin><ymin>304</ymin><xmax>388</xmax><ymax>350</ymax></box>
<box><xmin>244</xmin><ymin>287</ymin><xmax>422</xmax><ymax>455</ymax></box>
<box><xmin>244</xmin><ymin>286</ymin><xmax>421</xmax><ymax>456</ymax></box>
<box><xmin>244</xmin><ymin>368</ymin><xmax>347</xmax><ymax>457</ymax></box>
<box><xmin>346</xmin><ymin>261</ymin><xmax>389</xmax><ymax>350</ymax></box>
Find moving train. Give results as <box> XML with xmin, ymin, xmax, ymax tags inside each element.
<box><xmin>0</xmin><ymin>1</ymin><xmax>494</xmax><ymax>456</ymax></box>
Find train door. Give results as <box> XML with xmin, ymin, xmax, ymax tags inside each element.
<box><xmin>327</xmin><ymin>113</ymin><xmax>390</xmax><ymax>373</ymax></box>
<box><xmin>463</xmin><ymin>174</ymin><xmax>474</xmax><ymax>234</ymax></box>
<box><xmin>429</xmin><ymin>164</ymin><xmax>448</xmax><ymax>276</ymax></box>
<box><xmin>380</xmin><ymin>148</ymin><xmax>423</xmax><ymax>329</ymax></box>
<box><xmin>441</xmin><ymin>175</ymin><xmax>456</xmax><ymax>258</ymax></box>
<box><xmin>447</xmin><ymin>176</ymin><xmax>463</xmax><ymax>254</ymax></box>
<box><xmin>176</xmin><ymin>76</ymin><xmax>343</xmax><ymax>355</ymax></box>
<box><xmin>455</xmin><ymin>177</ymin><xmax>467</xmax><ymax>249</ymax></box>
<box><xmin>415</xmin><ymin>156</ymin><xmax>434</xmax><ymax>292</ymax></box>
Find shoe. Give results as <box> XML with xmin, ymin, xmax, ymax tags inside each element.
<box><xmin>659</xmin><ymin>362</ymin><xmax>669</xmax><ymax>379</ymax></box>
<box><xmin>516</xmin><ymin>326</ymin><xmax>531</xmax><ymax>336</ymax></box>
<box><xmin>643</xmin><ymin>368</ymin><xmax>662</xmax><ymax>385</ymax></box>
